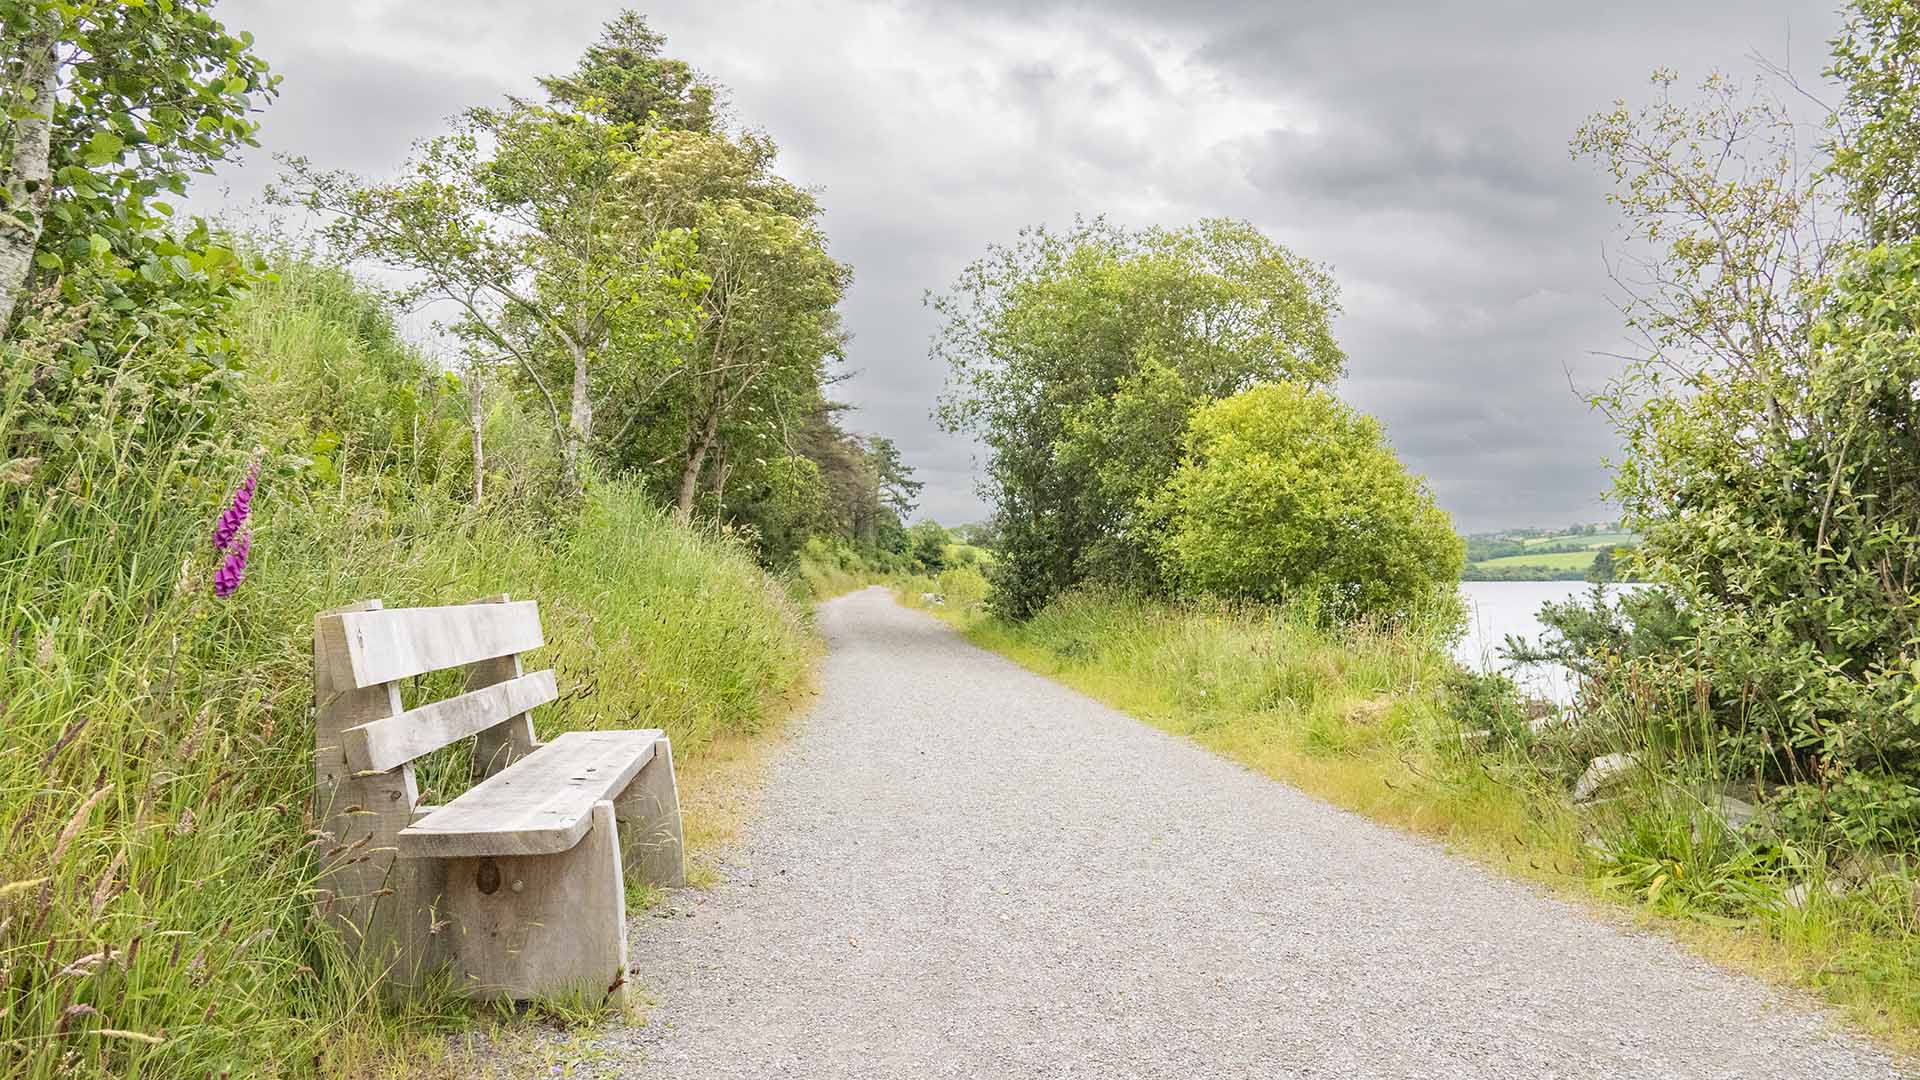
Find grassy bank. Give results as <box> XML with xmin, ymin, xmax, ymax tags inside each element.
<box><xmin>903</xmin><ymin>579</ymin><xmax>1920</xmax><ymax>1056</ymax></box>
<box><xmin>0</xmin><ymin>262</ymin><xmax>816</xmax><ymax>1077</ymax></box>
<box><xmin>793</xmin><ymin>536</ymin><xmax>905</xmax><ymax>601</ymax></box>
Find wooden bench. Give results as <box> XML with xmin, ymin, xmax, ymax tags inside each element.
<box><xmin>311</xmin><ymin>596</ymin><xmax>682</xmax><ymax>1003</ymax></box>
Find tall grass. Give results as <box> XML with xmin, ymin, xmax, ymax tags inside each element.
<box><xmin>925</xmin><ymin>587</ymin><xmax>1920</xmax><ymax>1054</ymax></box>
<box><xmin>791</xmin><ymin>535</ymin><xmax>904</xmax><ymax>600</ymax></box>
<box><xmin>0</xmin><ymin>261</ymin><xmax>815</xmax><ymax>1077</ymax></box>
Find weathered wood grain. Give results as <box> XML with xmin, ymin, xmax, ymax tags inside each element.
<box><xmin>443</xmin><ymin>800</ymin><xmax>629</xmax><ymax>1003</ymax></box>
<box><xmin>616</xmin><ymin>735</ymin><xmax>685</xmax><ymax>887</ymax></box>
<box><xmin>464</xmin><ymin>594</ymin><xmax>539</xmax><ymax>779</ymax></box>
<box><xmin>318</xmin><ymin>600</ymin><xmax>544</xmax><ymax>689</ymax></box>
<box><xmin>312</xmin><ymin>600</ymin><xmax>447</xmax><ymax>984</ymax></box>
<box><xmin>340</xmin><ymin>669</ymin><xmax>558</xmax><ymax>775</ymax></box>
<box><xmin>398</xmin><ymin>730</ymin><xmax>662</xmax><ymax>858</ymax></box>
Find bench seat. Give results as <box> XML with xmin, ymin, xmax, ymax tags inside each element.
<box><xmin>399</xmin><ymin>729</ymin><xmax>663</xmax><ymax>858</ymax></box>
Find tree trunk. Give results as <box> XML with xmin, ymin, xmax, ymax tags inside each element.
<box><xmin>564</xmin><ymin>338</ymin><xmax>592</xmax><ymax>490</ymax></box>
<box><xmin>467</xmin><ymin>362</ymin><xmax>485</xmax><ymax>504</ymax></box>
<box><xmin>0</xmin><ymin>26</ymin><xmax>61</xmax><ymax>336</ymax></box>
<box><xmin>675</xmin><ymin>406</ymin><xmax>720</xmax><ymax>522</ymax></box>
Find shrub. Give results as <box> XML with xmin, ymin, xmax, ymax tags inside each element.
<box><xmin>1154</xmin><ymin>382</ymin><xmax>1464</xmax><ymax>620</ymax></box>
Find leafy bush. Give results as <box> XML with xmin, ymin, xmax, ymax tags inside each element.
<box><xmin>1442</xmin><ymin>667</ymin><xmax>1535</xmax><ymax>749</ymax></box>
<box><xmin>1155</xmin><ymin>382</ymin><xmax>1464</xmax><ymax>620</ymax></box>
<box><xmin>794</xmin><ymin>534</ymin><xmax>906</xmax><ymax>599</ymax></box>
<box><xmin>1562</xmin><ymin>5</ymin><xmax>1920</xmax><ymax>861</ymax></box>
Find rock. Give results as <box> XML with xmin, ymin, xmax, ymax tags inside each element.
<box><xmin>1714</xmin><ymin>794</ymin><xmax>1758</xmax><ymax>831</ymax></box>
<box><xmin>1572</xmin><ymin>752</ymin><xmax>1639</xmax><ymax>802</ymax></box>
<box><xmin>1778</xmin><ymin>879</ymin><xmax>1850</xmax><ymax>910</ymax></box>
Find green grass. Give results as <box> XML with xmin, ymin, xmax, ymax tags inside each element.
<box><xmin>0</xmin><ymin>261</ymin><xmax>816</xmax><ymax>1077</ymax></box>
<box><xmin>793</xmin><ymin>538</ymin><xmax>898</xmax><ymax>601</ymax></box>
<box><xmin>908</xmin><ymin>587</ymin><xmax>1920</xmax><ymax>1060</ymax></box>
<box><xmin>1476</xmin><ymin>549</ymin><xmax>1609</xmax><ymax>570</ymax></box>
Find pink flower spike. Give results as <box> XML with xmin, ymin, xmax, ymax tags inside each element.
<box><xmin>213</xmin><ymin>460</ymin><xmax>261</xmax><ymax>552</ymax></box>
<box><xmin>214</xmin><ymin>530</ymin><xmax>251</xmax><ymax>599</ymax></box>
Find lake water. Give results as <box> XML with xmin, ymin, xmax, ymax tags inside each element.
<box><xmin>1454</xmin><ymin>581</ymin><xmax>1638</xmax><ymax>704</ymax></box>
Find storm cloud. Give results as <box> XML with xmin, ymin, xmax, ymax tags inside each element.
<box><xmin>202</xmin><ymin>0</ymin><xmax>1842</xmax><ymax>530</ymax></box>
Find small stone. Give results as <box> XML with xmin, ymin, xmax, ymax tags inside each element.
<box><xmin>1572</xmin><ymin>752</ymin><xmax>1639</xmax><ymax>802</ymax></box>
<box><xmin>1715</xmin><ymin>795</ymin><xmax>1758</xmax><ymax>830</ymax></box>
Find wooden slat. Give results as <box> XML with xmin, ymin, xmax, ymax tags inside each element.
<box><xmin>340</xmin><ymin>670</ymin><xmax>559</xmax><ymax>774</ymax></box>
<box><xmin>398</xmin><ymin>729</ymin><xmax>663</xmax><ymax>858</ymax></box>
<box><xmin>318</xmin><ymin>600</ymin><xmax>544</xmax><ymax>689</ymax></box>
<box><xmin>465</xmin><ymin>595</ymin><xmax>537</xmax><ymax>779</ymax></box>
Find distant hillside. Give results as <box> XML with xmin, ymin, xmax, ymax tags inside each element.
<box><xmin>1462</xmin><ymin>523</ymin><xmax>1638</xmax><ymax>581</ymax></box>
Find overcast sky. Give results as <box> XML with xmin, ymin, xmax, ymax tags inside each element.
<box><xmin>203</xmin><ymin>0</ymin><xmax>1841</xmax><ymax>531</ymax></box>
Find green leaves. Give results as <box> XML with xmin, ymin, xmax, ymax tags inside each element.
<box><xmin>1157</xmin><ymin>382</ymin><xmax>1462</xmax><ymax>620</ymax></box>
<box><xmin>81</xmin><ymin>130</ymin><xmax>123</xmax><ymax>166</ymax></box>
<box><xmin>4</xmin><ymin>0</ymin><xmax>275</xmax><ymax>347</ymax></box>
<box><xmin>932</xmin><ymin>217</ymin><xmax>1346</xmax><ymax>618</ymax></box>
<box><xmin>1569</xmin><ymin>4</ymin><xmax>1920</xmax><ymax>824</ymax></box>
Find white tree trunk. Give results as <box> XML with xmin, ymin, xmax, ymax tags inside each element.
<box><xmin>0</xmin><ymin>27</ymin><xmax>61</xmax><ymax>334</ymax></box>
<box><xmin>562</xmin><ymin>338</ymin><xmax>592</xmax><ymax>490</ymax></box>
<box><xmin>467</xmin><ymin>361</ymin><xmax>486</xmax><ymax>503</ymax></box>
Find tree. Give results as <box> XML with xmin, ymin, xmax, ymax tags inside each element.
<box><xmin>663</xmin><ymin>200</ymin><xmax>848</xmax><ymax>520</ymax></box>
<box><xmin>1</xmin><ymin>0</ymin><xmax>274</xmax><ymax>333</ymax></box>
<box><xmin>727</xmin><ymin>453</ymin><xmax>827</xmax><ymax>564</ymax></box>
<box><xmin>539</xmin><ymin>17</ymin><xmax>847</xmax><ymax>525</ymax></box>
<box><xmin>538</xmin><ymin>11</ymin><xmax>718</xmax><ymax>134</ymax></box>
<box><xmin>2</xmin><ymin>1</ymin><xmax>274</xmax><ymax>485</ymax></box>
<box><xmin>865</xmin><ymin>435</ymin><xmax>922</xmax><ymax>521</ymax></box>
<box><xmin>910</xmin><ymin>520</ymin><xmax>949</xmax><ymax>573</ymax></box>
<box><xmin>934</xmin><ymin>217</ymin><xmax>1343</xmax><ymax>618</ymax></box>
<box><xmin>1569</xmin><ymin>3</ymin><xmax>1920</xmax><ymax>803</ymax></box>
<box><xmin>1587</xmin><ymin>547</ymin><xmax>1616</xmax><ymax>583</ymax></box>
<box><xmin>278</xmin><ymin>104</ymin><xmax>699</xmax><ymax>491</ymax></box>
<box><xmin>1154</xmin><ymin>383</ymin><xmax>1462</xmax><ymax>620</ymax></box>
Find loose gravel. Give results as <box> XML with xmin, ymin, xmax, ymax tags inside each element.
<box><xmin>584</xmin><ymin>587</ymin><xmax>1905</xmax><ymax>1078</ymax></box>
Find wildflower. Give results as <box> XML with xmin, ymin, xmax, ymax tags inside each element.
<box><xmin>212</xmin><ymin>460</ymin><xmax>260</xmax><ymax>552</ymax></box>
<box><xmin>214</xmin><ymin>530</ymin><xmax>250</xmax><ymax>599</ymax></box>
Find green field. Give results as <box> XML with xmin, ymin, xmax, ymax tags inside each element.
<box><xmin>1476</xmin><ymin>549</ymin><xmax>1605</xmax><ymax>571</ymax></box>
<box><xmin>1521</xmin><ymin>530</ymin><xmax>1636</xmax><ymax>550</ymax></box>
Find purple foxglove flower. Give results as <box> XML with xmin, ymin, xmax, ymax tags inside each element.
<box><xmin>214</xmin><ymin>530</ymin><xmax>251</xmax><ymax>599</ymax></box>
<box><xmin>213</xmin><ymin>461</ymin><xmax>260</xmax><ymax>552</ymax></box>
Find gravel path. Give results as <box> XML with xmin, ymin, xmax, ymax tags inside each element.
<box><xmin>590</xmin><ymin>587</ymin><xmax>1905</xmax><ymax>1078</ymax></box>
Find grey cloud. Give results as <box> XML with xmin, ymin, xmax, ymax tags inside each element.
<box><xmin>202</xmin><ymin>0</ymin><xmax>1845</xmax><ymax>530</ymax></box>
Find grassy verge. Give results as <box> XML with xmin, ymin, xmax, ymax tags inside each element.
<box><xmin>900</xmin><ymin>580</ymin><xmax>1920</xmax><ymax>1058</ymax></box>
<box><xmin>0</xmin><ymin>261</ymin><xmax>817</xmax><ymax>1077</ymax></box>
<box><xmin>792</xmin><ymin>536</ymin><xmax>905</xmax><ymax>601</ymax></box>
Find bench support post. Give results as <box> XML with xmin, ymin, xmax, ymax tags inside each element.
<box><xmin>313</xmin><ymin>600</ymin><xmax>447</xmax><ymax>987</ymax></box>
<box><xmin>464</xmin><ymin>594</ymin><xmax>540</xmax><ymax>780</ymax></box>
<box><xmin>443</xmin><ymin>800</ymin><xmax>630</xmax><ymax>1005</ymax></box>
<box><xmin>615</xmin><ymin>736</ymin><xmax>685</xmax><ymax>887</ymax></box>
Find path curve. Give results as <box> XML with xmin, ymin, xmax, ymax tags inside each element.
<box><xmin>596</xmin><ymin>587</ymin><xmax>1903</xmax><ymax>1078</ymax></box>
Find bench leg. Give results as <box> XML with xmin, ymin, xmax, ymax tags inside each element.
<box><xmin>615</xmin><ymin>736</ymin><xmax>685</xmax><ymax>888</ymax></box>
<box><xmin>443</xmin><ymin>800</ymin><xmax>629</xmax><ymax>1005</ymax></box>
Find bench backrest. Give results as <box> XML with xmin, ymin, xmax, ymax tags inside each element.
<box><xmin>314</xmin><ymin>595</ymin><xmax>553</xmax><ymax>784</ymax></box>
<box><xmin>310</xmin><ymin>594</ymin><xmax>554</xmax><ymax>970</ymax></box>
